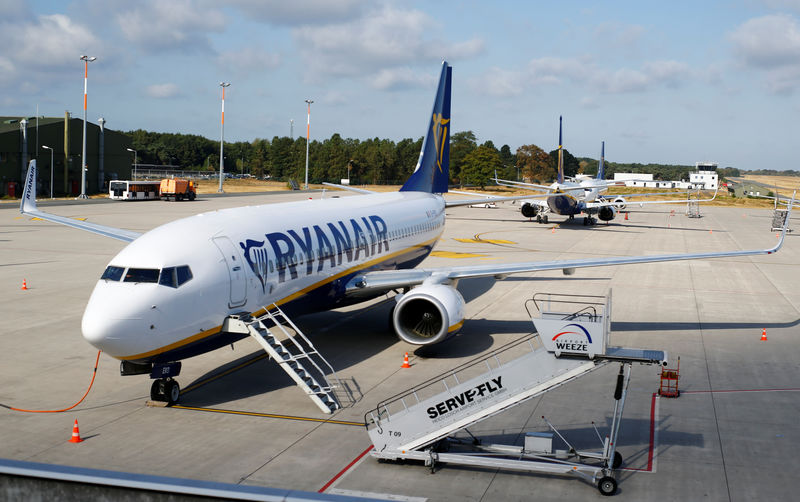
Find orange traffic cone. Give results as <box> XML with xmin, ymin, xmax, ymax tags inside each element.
<box><xmin>551</xmin><ymin>227</ymin><xmax>555</xmax><ymax>234</ymax></box>
<box><xmin>21</xmin><ymin>279</ymin><xmax>28</xmax><ymax>290</ymax></box>
<box><xmin>401</xmin><ymin>352</ymin><xmax>411</xmax><ymax>369</ymax></box>
<box><xmin>69</xmin><ymin>419</ymin><xmax>83</xmax><ymax>443</ymax></box>
<box><xmin>709</xmin><ymin>229</ymin><xmax>713</xmax><ymax>234</ymax></box>
<box><xmin>760</xmin><ymin>328</ymin><xmax>768</xmax><ymax>341</ymax></box>
<box><xmin>624</xmin><ymin>212</ymin><xmax>628</xmax><ymax>220</ymax></box>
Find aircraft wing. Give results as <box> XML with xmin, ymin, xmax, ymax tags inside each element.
<box><xmin>19</xmin><ymin>161</ymin><xmax>142</xmax><ymax>243</ymax></box>
<box><xmin>492</xmin><ymin>177</ymin><xmax>552</xmax><ymax>192</ymax></box>
<box><xmin>445</xmin><ymin>190</ymin><xmax>549</xmax><ymax>208</ymax></box>
<box><xmin>321</xmin><ymin>182</ymin><xmax>376</xmax><ymax>194</ymax></box>
<box><xmin>345</xmin><ymin>199</ymin><xmax>792</xmax><ymax>294</ymax></box>
<box><xmin>588</xmin><ymin>187</ymin><xmax>719</xmax><ymax>208</ymax></box>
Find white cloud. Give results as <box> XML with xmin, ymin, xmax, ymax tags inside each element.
<box><xmin>730</xmin><ymin>14</ymin><xmax>800</xmax><ymax>93</ymax></box>
<box><xmin>0</xmin><ymin>13</ymin><xmax>101</xmax><ymax>89</ymax></box>
<box><xmin>292</xmin><ymin>4</ymin><xmax>483</xmax><ymax>80</ymax></box>
<box><xmin>593</xmin><ymin>22</ymin><xmax>645</xmax><ymax>48</ymax></box>
<box><xmin>467</xmin><ymin>67</ymin><xmax>526</xmax><ymax>97</ymax></box>
<box><xmin>216</xmin><ymin>47</ymin><xmax>280</xmax><ymax>77</ymax></box>
<box><xmin>116</xmin><ymin>0</ymin><xmax>226</xmax><ymax>52</ymax></box>
<box><xmin>731</xmin><ymin>14</ymin><xmax>800</xmax><ymax>68</ymax></box>
<box><xmin>226</xmin><ymin>0</ymin><xmax>367</xmax><ymax>25</ymax></box>
<box><xmin>145</xmin><ymin>83</ymin><xmax>181</xmax><ymax>99</ymax></box>
<box><xmin>470</xmin><ymin>57</ymin><xmax>690</xmax><ymax>97</ymax></box>
<box><xmin>370</xmin><ymin>67</ymin><xmax>437</xmax><ymax>91</ymax></box>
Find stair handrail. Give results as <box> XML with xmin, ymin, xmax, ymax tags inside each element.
<box><xmin>259</xmin><ymin>304</ymin><xmax>345</xmax><ymax>401</ymax></box>
<box><xmin>365</xmin><ymin>335</ymin><xmax>538</xmax><ymax>429</ymax></box>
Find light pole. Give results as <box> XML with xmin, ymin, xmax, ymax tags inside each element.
<box><xmin>304</xmin><ymin>99</ymin><xmax>313</xmax><ymax>190</ymax></box>
<box><xmin>43</xmin><ymin>145</ymin><xmax>54</xmax><ymax>198</ymax></box>
<box><xmin>126</xmin><ymin>148</ymin><xmax>137</xmax><ymax>180</ymax></box>
<box><xmin>79</xmin><ymin>55</ymin><xmax>96</xmax><ymax>199</ymax></box>
<box><xmin>218</xmin><ymin>82</ymin><xmax>230</xmax><ymax>193</ymax></box>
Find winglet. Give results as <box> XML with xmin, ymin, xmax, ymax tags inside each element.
<box><xmin>557</xmin><ymin>116</ymin><xmax>564</xmax><ymax>184</ymax></box>
<box><xmin>769</xmin><ymin>190</ymin><xmax>795</xmax><ymax>254</ymax></box>
<box><xmin>400</xmin><ymin>61</ymin><xmax>451</xmax><ymax>194</ymax></box>
<box><xmin>20</xmin><ymin>160</ymin><xmax>37</xmax><ymax>214</ymax></box>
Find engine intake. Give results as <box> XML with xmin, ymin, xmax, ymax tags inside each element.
<box><xmin>521</xmin><ymin>202</ymin><xmax>539</xmax><ymax>218</ymax></box>
<box><xmin>613</xmin><ymin>196</ymin><xmax>627</xmax><ymax>210</ymax></box>
<box><xmin>598</xmin><ymin>205</ymin><xmax>617</xmax><ymax>221</ymax></box>
<box><xmin>393</xmin><ymin>284</ymin><xmax>465</xmax><ymax>345</ymax></box>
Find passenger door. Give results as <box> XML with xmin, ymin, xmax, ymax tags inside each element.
<box><xmin>212</xmin><ymin>235</ymin><xmax>247</xmax><ymax>308</ymax></box>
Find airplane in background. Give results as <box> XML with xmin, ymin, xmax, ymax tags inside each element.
<box><xmin>494</xmin><ymin>118</ymin><xmax>717</xmax><ymax>226</ymax></box>
<box><xmin>20</xmin><ymin>62</ymin><xmax>790</xmax><ymax>407</ymax></box>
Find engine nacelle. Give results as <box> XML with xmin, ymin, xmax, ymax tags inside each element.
<box><xmin>393</xmin><ymin>284</ymin><xmax>465</xmax><ymax>345</ymax></box>
<box><xmin>598</xmin><ymin>205</ymin><xmax>617</xmax><ymax>221</ymax></box>
<box><xmin>521</xmin><ymin>202</ymin><xmax>539</xmax><ymax>218</ymax></box>
<box><xmin>613</xmin><ymin>196</ymin><xmax>627</xmax><ymax>210</ymax></box>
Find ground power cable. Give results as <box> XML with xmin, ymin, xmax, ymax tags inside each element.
<box><xmin>2</xmin><ymin>350</ymin><xmax>101</xmax><ymax>413</ymax></box>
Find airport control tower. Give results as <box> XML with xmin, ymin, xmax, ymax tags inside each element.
<box><xmin>690</xmin><ymin>162</ymin><xmax>718</xmax><ymax>189</ymax></box>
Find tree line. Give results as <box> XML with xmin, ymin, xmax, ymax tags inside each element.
<box><xmin>124</xmin><ymin>128</ymin><xmax>782</xmax><ymax>187</ymax></box>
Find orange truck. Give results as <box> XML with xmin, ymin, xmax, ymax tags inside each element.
<box><xmin>159</xmin><ymin>179</ymin><xmax>196</xmax><ymax>201</ymax></box>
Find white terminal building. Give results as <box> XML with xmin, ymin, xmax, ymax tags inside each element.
<box><xmin>614</xmin><ymin>162</ymin><xmax>718</xmax><ymax>190</ymax></box>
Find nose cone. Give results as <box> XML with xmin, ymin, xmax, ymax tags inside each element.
<box><xmin>81</xmin><ymin>281</ymin><xmax>157</xmax><ymax>359</ymax></box>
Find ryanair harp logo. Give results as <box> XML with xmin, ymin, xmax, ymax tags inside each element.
<box><xmin>431</xmin><ymin>113</ymin><xmax>449</xmax><ymax>172</ymax></box>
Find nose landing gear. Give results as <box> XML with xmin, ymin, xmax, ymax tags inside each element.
<box><xmin>150</xmin><ymin>378</ymin><xmax>181</xmax><ymax>405</ymax></box>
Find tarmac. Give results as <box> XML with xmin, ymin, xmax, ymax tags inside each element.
<box><xmin>2</xmin><ymin>192</ymin><xmax>799</xmax><ymax>501</ymax></box>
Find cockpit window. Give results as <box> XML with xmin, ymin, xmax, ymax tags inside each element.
<box><xmin>124</xmin><ymin>268</ymin><xmax>160</xmax><ymax>283</ymax></box>
<box><xmin>159</xmin><ymin>265</ymin><xmax>193</xmax><ymax>288</ymax></box>
<box><xmin>176</xmin><ymin>265</ymin><xmax>193</xmax><ymax>286</ymax></box>
<box><xmin>101</xmin><ymin>265</ymin><xmax>125</xmax><ymax>281</ymax></box>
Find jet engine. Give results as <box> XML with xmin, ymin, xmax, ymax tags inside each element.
<box><xmin>392</xmin><ymin>284</ymin><xmax>465</xmax><ymax>345</ymax></box>
<box><xmin>598</xmin><ymin>205</ymin><xmax>617</xmax><ymax>222</ymax></box>
<box><xmin>613</xmin><ymin>196</ymin><xmax>627</xmax><ymax>210</ymax></box>
<box><xmin>521</xmin><ymin>202</ymin><xmax>539</xmax><ymax>218</ymax></box>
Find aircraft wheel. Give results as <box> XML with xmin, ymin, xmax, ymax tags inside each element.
<box><xmin>165</xmin><ymin>379</ymin><xmax>180</xmax><ymax>405</ymax></box>
<box><xmin>536</xmin><ymin>215</ymin><xmax>542</xmax><ymax>223</ymax></box>
<box><xmin>612</xmin><ymin>451</ymin><xmax>623</xmax><ymax>469</ymax></box>
<box><xmin>150</xmin><ymin>380</ymin><xmax>162</xmax><ymax>401</ymax></box>
<box><xmin>542</xmin><ymin>215</ymin><xmax>548</xmax><ymax>224</ymax></box>
<box><xmin>598</xmin><ymin>476</ymin><xmax>617</xmax><ymax>496</ymax></box>
<box><xmin>583</xmin><ymin>217</ymin><xmax>588</xmax><ymax>226</ymax></box>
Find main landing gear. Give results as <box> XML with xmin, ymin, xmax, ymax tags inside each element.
<box><xmin>151</xmin><ymin>378</ymin><xmax>180</xmax><ymax>405</ymax></box>
<box><xmin>583</xmin><ymin>216</ymin><xmax>597</xmax><ymax>226</ymax></box>
<box><xmin>536</xmin><ymin>214</ymin><xmax>549</xmax><ymax>224</ymax></box>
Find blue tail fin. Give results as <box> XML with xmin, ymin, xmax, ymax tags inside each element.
<box><xmin>400</xmin><ymin>62</ymin><xmax>451</xmax><ymax>193</ymax></box>
<box><xmin>556</xmin><ymin>116</ymin><xmax>564</xmax><ymax>184</ymax></box>
<box><xmin>597</xmin><ymin>141</ymin><xmax>605</xmax><ymax>180</ymax></box>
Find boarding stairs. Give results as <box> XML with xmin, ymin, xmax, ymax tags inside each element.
<box><xmin>223</xmin><ymin>305</ymin><xmax>345</xmax><ymax>414</ymax></box>
<box><xmin>771</xmin><ymin>208</ymin><xmax>791</xmax><ymax>232</ymax></box>
<box><xmin>366</xmin><ymin>291</ymin><xmax>666</xmax><ymax>496</ymax></box>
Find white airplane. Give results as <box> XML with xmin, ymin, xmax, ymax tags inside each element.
<box><xmin>495</xmin><ymin>119</ymin><xmax>717</xmax><ymax>225</ymax></box>
<box><xmin>20</xmin><ymin>62</ymin><xmax>791</xmax><ymax>406</ymax></box>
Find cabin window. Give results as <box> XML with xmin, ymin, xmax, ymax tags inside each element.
<box><xmin>124</xmin><ymin>268</ymin><xmax>159</xmax><ymax>283</ymax></box>
<box><xmin>101</xmin><ymin>265</ymin><xmax>125</xmax><ymax>281</ymax></box>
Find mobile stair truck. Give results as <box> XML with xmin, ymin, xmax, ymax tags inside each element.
<box><xmin>365</xmin><ymin>291</ymin><xmax>667</xmax><ymax>496</ymax></box>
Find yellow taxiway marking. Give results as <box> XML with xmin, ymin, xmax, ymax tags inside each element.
<box><xmin>430</xmin><ymin>250</ymin><xmax>488</xmax><ymax>258</ymax></box>
<box><xmin>31</xmin><ymin>217</ymin><xmax>86</xmax><ymax>221</ymax></box>
<box><xmin>172</xmin><ymin>405</ymin><xmax>365</xmax><ymax>427</ymax></box>
<box><xmin>454</xmin><ymin>238</ymin><xmax>517</xmax><ymax>244</ymax></box>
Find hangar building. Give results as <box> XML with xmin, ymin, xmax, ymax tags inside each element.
<box><xmin>0</xmin><ymin>113</ymin><xmax>132</xmax><ymax>197</ymax></box>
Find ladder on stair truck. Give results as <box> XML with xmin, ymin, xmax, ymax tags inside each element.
<box><xmin>365</xmin><ymin>291</ymin><xmax>667</xmax><ymax>496</ymax></box>
<box><xmin>223</xmin><ymin>304</ymin><xmax>346</xmax><ymax>414</ymax></box>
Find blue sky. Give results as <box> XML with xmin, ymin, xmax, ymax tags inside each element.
<box><xmin>2</xmin><ymin>0</ymin><xmax>800</xmax><ymax>170</ymax></box>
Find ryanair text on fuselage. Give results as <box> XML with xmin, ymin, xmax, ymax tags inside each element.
<box><xmin>240</xmin><ymin>214</ymin><xmax>389</xmax><ymax>293</ymax></box>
